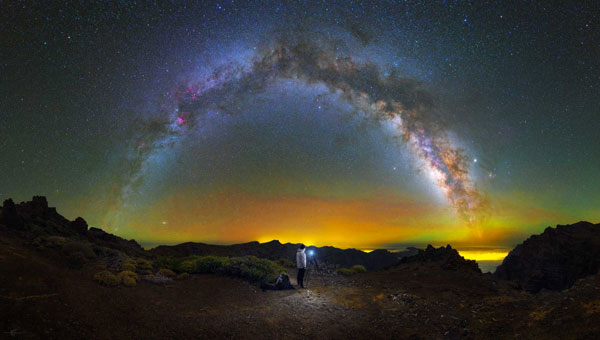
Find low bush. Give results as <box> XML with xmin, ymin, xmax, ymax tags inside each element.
<box><xmin>157</xmin><ymin>268</ymin><xmax>176</xmax><ymax>278</ymax></box>
<box><xmin>278</xmin><ymin>258</ymin><xmax>295</xmax><ymax>267</ymax></box>
<box><xmin>351</xmin><ymin>265</ymin><xmax>367</xmax><ymax>273</ymax></box>
<box><xmin>135</xmin><ymin>258</ymin><xmax>152</xmax><ymax>274</ymax></box>
<box><xmin>119</xmin><ymin>271</ymin><xmax>138</xmax><ymax>287</ymax></box>
<box><xmin>196</xmin><ymin>256</ymin><xmax>231</xmax><ymax>273</ymax></box>
<box><xmin>119</xmin><ymin>270</ymin><xmax>139</xmax><ymax>280</ymax></box>
<box><xmin>122</xmin><ymin>262</ymin><xmax>137</xmax><ymax>272</ymax></box>
<box><xmin>176</xmin><ymin>272</ymin><xmax>190</xmax><ymax>280</ymax></box>
<box><xmin>62</xmin><ymin>241</ymin><xmax>96</xmax><ymax>269</ymax></box>
<box><xmin>121</xmin><ymin>275</ymin><xmax>137</xmax><ymax>287</ymax></box>
<box><xmin>169</xmin><ymin>255</ymin><xmax>286</xmax><ymax>283</ymax></box>
<box><xmin>153</xmin><ymin>256</ymin><xmax>177</xmax><ymax>271</ymax></box>
<box><xmin>176</xmin><ymin>259</ymin><xmax>198</xmax><ymax>273</ymax></box>
<box><xmin>337</xmin><ymin>265</ymin><xmax>367</xmax><ymax>276</ymax></box>
<box><xmin>94</xmin><ymin>271</ymin><xmax>121</xmax><ymax>286</ymax></box>
<box><xmin>337</xmin><ymin>268</ymin><xmax>355</xmax><ymax>276</ymax></box>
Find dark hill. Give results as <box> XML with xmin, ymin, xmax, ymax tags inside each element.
<box><xmin>149</xmin><ymin>240</ymin><xmax>415</xmax><ymax>270</ymax></box>
<box><xmin>494</xmin><ymin>221</ymin><xmax>600</xmax><ymax>293</ymax></box>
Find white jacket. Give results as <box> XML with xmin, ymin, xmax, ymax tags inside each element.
<box><xmin>296</xmin><ymin>248</ymin><xmax>306</xmax><ymax>269</ymax></box>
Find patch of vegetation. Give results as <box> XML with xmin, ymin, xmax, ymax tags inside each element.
<box><xmin>122</xmin><ymin>258</ymin><xmax>137</xmax><ymax>272</ymax></box>
<box><xmin>94</xmin><ymin>271</ymin><xmax>121</xmax><ymax>286</ymax></box>
<box><xmin>278</xmin><ymin>258</ymin><xmax>295</xmax><ymax>267</ymax></box>
<box><xmin>337</xmin><ymin>265</ymin><xmax>367</xmax><ymax>276</ymax></box>
<box><xmin>153</xmin><ymin>256</ymin><xmax>177</xmax><ymax>271</ymax></box>
<box><xmin>196</xmin><ymin>256</ymin><xmax>231</xmax><ymax>273</ymax></box>
<box><xmin>337</xmin><ymin>268</ymin><xmax>355</xmax><ymax>276</ymax></box>
<box><xmin>119</xmin><ymin>270</ymin><xmax>139</xmax><ymax>280</ymax></box>
<box><xmin>122</xmin><ymin>262</ymin><xmax>137</xmax><ymax>272</ymax></box>
<box><xmin>163</xmin><ymin>255</ymin><xmax>286</xmax><ymax>283</ymax></box>
<box><xmin>119</xmin><ymin>271</ymin><xmax>138</xmax><ymax>287</ymax></box>
<box><xmin>157</xmin><ymin>268</ymin><xmax>176</xmax><ymax>278</ymax></box>
<box><xmin>351</xmin><ymin>265</ymin><xmax>367</xmax><ymax>273</ymax></box>
<box><xmin>176</xmin><ymin>273</ymin><xmax>190</xmax><ymax>280</ymax></box>
<box><xmin>135</xmin><ymin>258</ymin><xmax>152</xmax><ymax>274</ymax></box>
<box><xmin>176</xmin><ymin>259</ymin><xmax>198</xmax><ymax>273</ymax></box>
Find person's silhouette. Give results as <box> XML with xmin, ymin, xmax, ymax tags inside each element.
<box><xmin>296</xmin><ymin>244</ymin><xmax>307</xmax><ymax>288</ymax></box>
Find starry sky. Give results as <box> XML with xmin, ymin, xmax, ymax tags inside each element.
<box><xmin>1</xmin><ymin>1</ymin><xmax>599</xmax><ymax>258</ymax></box>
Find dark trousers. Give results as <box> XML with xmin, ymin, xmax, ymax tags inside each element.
<box><xmin>297</xmin><ymin>268</ymin><xmax>306</xmax><ymax>287</ymax></box>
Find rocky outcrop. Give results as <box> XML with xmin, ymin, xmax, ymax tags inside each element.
<box><xmin>1</xmin><ymin>198</ymin><xmax>24</xmax><ymax>229</ymax></box>
<box><xmin>0</xmin><ymin>196</ymin><xmax>145</xmax><ymax>257</ymax></box>
<box><xmin>69</xmin><ymin>217</ymin><xmax>89</xmax><ymax>235</ymax></box>
<box><xmin>399</xmin><ymin>244</ymin><xmax>481</xmax><ymax>273</ymax></box>
<box><xmin>494</xmin><ymin>221</ymin><xmax>600</xmax><ymax>293</ymax></box>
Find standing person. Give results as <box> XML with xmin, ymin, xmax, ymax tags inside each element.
<box><xmin>296</xmin><ymin>244</ymin><xmax>307</xmax><ymax>288</ymax></box>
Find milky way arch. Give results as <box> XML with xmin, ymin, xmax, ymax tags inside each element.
<box><xmin>106</xmin><ymin>34</ymin><xmax>488</xmax><ymax>230</ymax></box>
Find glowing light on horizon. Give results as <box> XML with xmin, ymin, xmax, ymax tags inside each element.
<box><xmin>458</xmin><ymin>250</ymin><xmax>509</xmax><ymax>261</ymax></box>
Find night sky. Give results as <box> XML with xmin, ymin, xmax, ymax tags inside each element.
<box><xmin>1</xmin><ymin>1</ymin><xmax>599</xmax><ymax>259</ymax></box>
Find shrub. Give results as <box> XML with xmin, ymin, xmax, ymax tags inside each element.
<box><xmin>176</xmin><ymin>273</ymin><xmax>190</xmax><ymax>280</ymax></box>
<box><xmin>229</xmin><ymin>256</ymin><xmax>286</xmax><ymax>283</ymax></box>
<box><xmin>135</xmin><ymin>258</ymin><xmax>152</xmax><ymax>274</ymax></box>
<box><xmin>153</xmin><ymin>256</ymin><xmax>177</xmax><ymax>271</ymax></box>
<box><xmin>62</xmin><ymin>241</ymin><xmax>96</xmax><ymax>269</ymax></box>
<box><xmin>119</xmin><ymin>270</ymin><xmax>139</xmax><ymax>280</ymax></box>
<box><xmin>351</xmin><ymin>265</ymin><xmax>367</xmax><ymax>273</ymax></box>
<box><xmin>170</xmin><ymin>255</ymin><xmax>286</xmax><ymax>283</ymax></box>
<box><xmin>157</xmin><ymin>268</ymin><xmax>176</xmax><ymax>278</ymax></box>
<box><xmin>337</xmin><ymin>268</ymin><xmax>355</xmax><ymax>276</ymax></box>
<box><xmin>122</xmin><ymin>263</ymin><xmax>137</xmax><ymax>272</ymax></box>
<box><xmin>337</xmin><ymin>265</ymin><xmax>367</xmax><ymax>276</ymax></box>
<box><xmin>121</xmin><ymin>275</ymin><xmax>137</xmax><ymax>287</ymax></box>
<box><xmin>278</xmin><ymin>258</ymin><xmax>295</xmax><ymax>267</ymax></box>
<box><xmin>136</xmin><ymin>258</ymin><xmax>152</xmax><ymax>269</ymax></box>
<box><xmin>94</xmin><ymin>271</ymin><xmax>120</xmax><ymax>286</ymax></box>
<box><xmin>176</xmin><ymin>259</ymin><xmax>198</xmax><ymax>273</ymax></box>
<box><xmin>196</xmin><ymin>256</ymin><xmax>231</xmax><ymax>273</ymax></box>
<box><xmin>118</xmin><ymin>270</ymin><xmax>138</xmax><ymax>287</ymax></box>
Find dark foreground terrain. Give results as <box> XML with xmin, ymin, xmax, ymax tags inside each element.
<box><xmin>2</xmin><ymin>197</ymin><xmax>600</xmax><ymax>339</ymax></box>
<box><xmin>2</xmin><ymin>230</ymin><xmax>600</xmax><ymax>340</ymax></box>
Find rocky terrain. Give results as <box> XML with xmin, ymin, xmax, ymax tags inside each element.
<box><xmin>1</xmin><ymin>196</ymin><xmax>600</xmax><ymax>339</ymax></box>
<box><xmin>494</xmin><ymin>221</ymin><xmax>600</xmax><ymax>292</ymax></box>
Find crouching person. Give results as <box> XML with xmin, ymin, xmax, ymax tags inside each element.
<box><xmin>260</xmin><ymin>273</ymin><xmax>294</xmax><ymax>291</ymax></box>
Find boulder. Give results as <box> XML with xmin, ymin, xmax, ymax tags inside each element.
<box><xmin>69</xmin><ymin>217</ymin><xmax>88</xmax><ymax>234</ymax></box>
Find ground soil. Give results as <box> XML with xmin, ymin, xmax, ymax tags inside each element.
<box><xmin>2</xmin><ymin>232</ymin><xmax>600</xmax><ymax>339</ymax></box>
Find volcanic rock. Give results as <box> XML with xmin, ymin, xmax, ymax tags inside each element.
<box><xmin>69</xmin><ymin>217</ymin><xmax>88</xmax><ymax>235</ymax></box>
<box><xmin>1</xmin><ymin>198</ymin><xmax>24</xmax><ymax>229</ymax></box>
<box><xmin>399</xmin><ymin>244</ymin><xmax>481</xmax><ymax>273</ymax></box>
<box><xmin>494</xmin><ymin>221</ymin><xmax>600</xmax><ymax>293</ymax></box>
